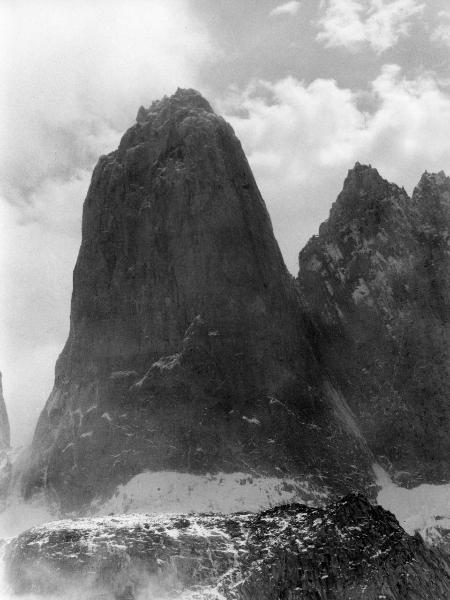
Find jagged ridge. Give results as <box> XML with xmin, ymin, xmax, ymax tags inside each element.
<box><xmin>298</xmin><ymin>163</ymin><xmax>450</xmax><ymax>485</ymax></box>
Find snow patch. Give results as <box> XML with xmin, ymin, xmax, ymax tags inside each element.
<box><xmin>153</xmin><ymin>354</ymin><xmax>181</xmax><ymax>370</ymax></box>
<box><xmin>325</xmin><ymin>281</ymin><xmax>334</xmax><ymax>296</ymax></box>
<box><xmin>110</xmin><ymin>370</ymin><xmax>138</xmax><ymax>380</ymax></box>
<box><xmin>352</xmin><ymin>278</ymin><xmax>371</xmax><ymax>304</ymax></box>
<box><xmin>335</xmin><ymin>305</ymin><xmax>345</xmax><ymax>320</ymax></box>
<box><xmin>94</xmin><ymin>471</ymin><xmax>328</xmax><ymax>516</ymax></box>
<box><xmin>374</xmin><ymin>463</ymin><xmax>450</xmax><ymax>544</ymax></box>
<box><xmin>242</xmin><ymin>416</ymin><xmax>261</xmax><ymax>425</ymax></box>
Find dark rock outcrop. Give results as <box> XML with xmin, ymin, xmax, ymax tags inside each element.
<box><xmin>6</xmin><ymin>494</ymin><xmax>450</xmax><ymax>599</ymax></box>
<box><xmin>298</xmin><ymin>163</ymin><xmax>450</xmax><ymax>486</ymax></box>
<box><xmin>0</xmin><ymin>373</ymin><xmax>10</xmax><ymax>449</ymax></box>
<box><xmin>23</xmin><ymin>90</ymin><xmax>372</xmax><ymax>510</ymax></box>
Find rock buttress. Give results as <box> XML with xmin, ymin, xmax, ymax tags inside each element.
<box><xmin>23</xmin><ymin>91</ymin><xmax>373</xmax><ymax>510</ymax></box>
<box><xmin>298</xmin><ymin>163</ymin><xmax>450</xmax><ymax>486</ymax></box>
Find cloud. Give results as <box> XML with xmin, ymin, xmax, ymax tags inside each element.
<box><xmin>222</xmin><ymin>65</ymin><xmax>450</xmax><ymax>272</ymax></box>
<box><xmin>0</xmin><ymin>0</ymin><xmax>214</xmax><ymax>445</ymax></box>
<box><xmin>0</xmin><ymin>170</ymin><xmax>92</xmax><ymax>445</ymax></box>
<box><xmin>270</xmin><ymin>1</ymin><xmax>301</xmax><ymax>17</ymax></box>
<box><xmin>432</xmin><ymin>10</ymin><xmax>450</xmax><ymax>47</ymax></box>
<box><xmin>0</xmin><ymin>0</ymin><xmax>214</xmax><ymax>206</ymax></box>
<box><xmin>317</xmin><ymin>0</ymin><xmax>424</xmax><ymax>53</ymax></box>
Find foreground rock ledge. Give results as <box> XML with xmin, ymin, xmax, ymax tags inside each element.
<box><xmin>6</xmin><ymin>494</ymin><xmax>450</xmax><ymax>599</ymax></box>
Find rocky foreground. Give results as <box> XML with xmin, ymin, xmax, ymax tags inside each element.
<box><xmin>5</xmin><ymin>494</ymin><xmax>450</xmax><ymax>599</ymax></box>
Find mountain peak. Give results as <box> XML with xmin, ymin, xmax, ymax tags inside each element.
<box><xmin>24</xmin><ymin>89</ymin><xmax>371</xmax><ymax>510</ymax></box>
<box><xmin>323</xmin><ymin>163</ymin><xmax>406</xmax><ymax>235</ymax></box>
<box><xmin>351</xmin><ymin>161</ymin><xmax>374</xmax><ymax>172</ymax></box>
<box><xmin>136</xmin><ymin>88</ymin><xmax>214</xmax><ymax>124</ymax></box>
<box><xmin>416</xmin><ymin>169</ymin><xmax>450</xmax><ymax>191</ymax></box>
<box><xmin>412</xmin><ymin>170</ymin><xmax>450</xmax><ymax>219</ymax></box>
<box><xmin>342</xmin><ymin>162</ymin><xmax>387</xmax><ymax>193</ymax></box>
<box><xmin>298</xmin><ymin>163</ymin><xmax>450</xmax><ymax>489</ymax></box>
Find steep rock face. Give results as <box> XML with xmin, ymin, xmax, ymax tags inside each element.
<box><xmin>23</xmin><ymin>90</ymin><xmax>372</xmax><ymax>510</ymax></box>
<box><xmin>298</xmin><ymin>164</ymin><xmax>450</xmax><ymax>485</ymax></box>
<box><xmin>0</xmin><ymin>372</ymin><xmax>11</xmax><ymax>504</ymax></box>
<box><xmin>6</xmin><ymin>495</ymin><xmax>450</xmax><ymax>599</ymax></box>
<box><xmin>0</xmin><ymin>373</ymin><xmax>10</xmax><ymax>449</ymax></box>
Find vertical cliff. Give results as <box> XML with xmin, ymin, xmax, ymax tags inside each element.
<box><xmin>298</xmin><ymin>164</ymin><xmax>450</xmax><ymax>485</ymax></box>
<box><xmin>23</xmin><ymin>90</ymin><xmax>372</xmax><ymax>510</ymax></box>
<box><xmin>0</xmin><ymin>373</ymin><xmax>10</xmax><ymax>449</ymax></box>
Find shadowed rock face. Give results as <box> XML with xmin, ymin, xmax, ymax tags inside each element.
<box><xmin>0</xmin><ymin>373</ymin><xmax>10</xmax><ymax>449</ymax></box>
<box><xmin>298</xmin><ymin>163</ymin><xmax>450</xmax><ymax>486</ymax></box>
<box><xmin>23</xmin><ymin>89</ymin><xmax>372</xmax><ymax>510</ymax></box>
<box><xmin>6</xmin><ymin>494</ymin><xmax>450</xmax><ymax>599</ymax></box>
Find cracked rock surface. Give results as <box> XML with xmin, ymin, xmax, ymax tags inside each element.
<box><xmin>298</xmin><ymin>164</ymin><xmax>450</xmax><ymax>486</ymax></box>
<box><xmin>6</xmin><ymin>494</ymin><xmax>450</xmax><ymax>599</ymax></box>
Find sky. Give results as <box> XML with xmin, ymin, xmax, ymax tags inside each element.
<box><xmin>2</xmin><ymin>0</ymin><xmax>450</xmax><ymax>445</ymax></box>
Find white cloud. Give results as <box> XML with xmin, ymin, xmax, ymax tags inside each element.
<box><xmin>0</xmin><ymin>0</ymin><xmax>214</xmax><ymax>206</ymax></box>
<box><xmin>223</xmin><ymin>65</ymin><xmax>450</xmax><ymax>273</ymax></box>
<box><xmin>270</xmin><ymin>1</ymin><xmax>301</xmax><ymax>17</ymax></box>
<box><xmin>0</xmin><ymin>171</ymin><xmax>90</xmax><ymax>444</ymax></box>
<box><xmin>317</xmin><ymin>0</ymin><xmax>424</xmax><ymax>53</ymax></box>
<box><xmin>0</xmin><ymin>0</ymin><xmax>214</xmax><ymax>445</ymax></box>
<box><xmin>432</xmin><ymin>10</ymin><xmax>450</xmax><ymax>47</ymax></box>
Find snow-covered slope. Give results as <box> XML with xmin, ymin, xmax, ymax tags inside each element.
<box><xmin>94</xmin><ymin>470</ymin><xmax>328</xmax><ymax>516</ymax></box>
<box><xmin>375</xmin><ymin>464</ymin><xmax>450</xmax><ymax>553</ymax></box>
